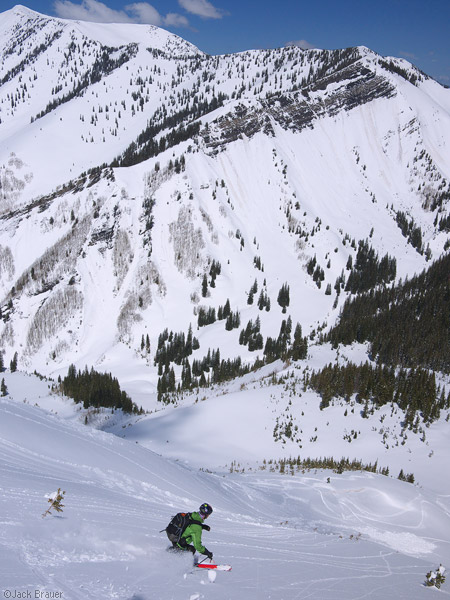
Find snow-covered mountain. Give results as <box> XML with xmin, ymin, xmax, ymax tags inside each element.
<box><xmin>1</xmin><ymin>9</ymin><xmax>450</xmax><ymax>596</ymax></box>
<box><xmin>1</xmin><ymin>6</ymin><xmax>449</xmax><ymax>388</ymax></box>
<box><xmin>0</xmin><ymin>6</ymin><xmax>449</xmax><ymax>395</ymax></box>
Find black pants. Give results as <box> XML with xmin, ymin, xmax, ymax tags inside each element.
<box><xmin>167</xmin><ymin>532</ymin><xmax>195</xmax><ymax>554</ymax></box>
<box><xmin>175</xmin><ymin>538</ymin><xmax>195</xmax><ymax>553</ymax></box>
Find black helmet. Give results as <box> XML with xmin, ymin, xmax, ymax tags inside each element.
<box><xmin>199</xmin><ymin>503</ymin><xmax>213</xmax><ymax>517</ymax></box>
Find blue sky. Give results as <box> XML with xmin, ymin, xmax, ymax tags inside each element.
<box><xmin>3</xmin><ymin>0</ymin><xmax>450</xmax><ymax>84</ymax></box>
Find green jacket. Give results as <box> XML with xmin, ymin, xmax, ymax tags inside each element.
<box><xmin>180</xmin><ymin>512</ymin><xmax>207</xmax><ymax>554</ymax></box>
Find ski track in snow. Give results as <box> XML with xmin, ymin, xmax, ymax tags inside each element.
<box><xmin>1</xmin><ymin>379</ymin><xmax>450</xmax><ymax>599</ymax></box>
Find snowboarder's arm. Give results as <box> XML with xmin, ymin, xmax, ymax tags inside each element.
<box><xmin>189</xmin><ymin>524</ymin><xmax>207</xmax><ymax>554</ymax></box>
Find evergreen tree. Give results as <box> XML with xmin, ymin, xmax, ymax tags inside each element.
<box><xmin>181</xmin><ymin>358</ymin><xmax>192</xmax><ymax>389</ymax></box>
<box><xmin>201</xmin><ymin>273</ymin><xmax>208</xmax><ymax>298</ymax></box>
<box><xmin>247</xmin><ymin>279</ymin><xmax>258</xmax><ymax>305</ymax></box>
<box><xmin>223</xmin><ymin>298</ymin><xmax>231</xmax><ymax>318</ymax></box>
<box><xmin>291</xmin><ymin>323</ymin><xmax>308</xmax><ymax>360</ymax></box>
<box><xmin>277</xmin><ymin>283</ymin><xmax>290</xmax><ymax>313</ymax></box>
<box><xmin>10</xmin><ymin>351</ymin><xmax>18</xmax><ymax>373</ymax></box>
<box><xmin>186</xmin><ymin>324</ymin><xmax>193</xmax><ymax>355</ymax></box>
<box><xmin>1</xmin><ymin>378</ymin><xmax>7</xmax><ymax>396</ymax></box>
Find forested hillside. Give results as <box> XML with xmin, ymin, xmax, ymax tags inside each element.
<box><xmin>327</xmin><ymin>252</ymin><xmax>450</xmax><ymax>372</ymax></box>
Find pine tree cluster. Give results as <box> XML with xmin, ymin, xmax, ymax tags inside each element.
<box><xmin>241</xmin><ymin>455</ymin><xmax>392</xmax><ymax>478</ymax></box>
<box><xmin>154</xmin><ymin>325</ymin><xmax>199</xmax><ymax>370</ymax></box>
<box><xmin>253</xmin><ymin>256</ymin><xmax>264</xmax><ymax>271</ymax></box>
<box><xmin>225</xmin><ymin>310</ymin><xmax>241</xmax><ymax>331</ymax></box>
<box><xmin>217</xmin><ymin>299</ymin><xmax>231</xmax><ymax>321</ymax></box>
<box><xmin>306</xmin><ymin>256</ymin><xmax>325</xmax><ymax>288</ymax></box>
<box><xmin>140</xmin><ymin>333</ymin><xmax>151</xmax><ymax>353</ymax></box>
<box><xmin>157</xmin><ymin>348</ymin><xmax>252</xmax><ymax>402</ymax></box>
<box><xmin>62</xmin><ymin>365</ymin><xmax>138</xmax><ymax>413</ymax></box>
<box><xmin>113</xmin><ymin>94</ymin><xmax>227</xmax><ymax>168</ymax></box>
<box><xmin>395</xmin><ymin>211</ymin><xmax>425</xmax><ymax>254</ymax></box>
<box><xmin>344</xmin><ymin>239</ymin><xmax>396</xmax><ymax>294</ymax></box>
<box><xmin>264</xmin><ymin>318</ymin><xmax>307</xmax><ymax>363</ymax></box>
<box><xmin>35</xmin><ymin>43</ymin><xmax>138</xmax><ymax>121</ymax></box>
<box><xmin>257</xmin><ymin>289</ymin><xmax>271</xmax><ymax>311</ymax></box>
<box><xmin>156</xmin><ymin>318</ymin><xmax>308</xmax><ymax>402</ymax></box>
<box><xmin>197</xmin><ymin>306</ymin><xmax>217</xmax><ymax>327</ymax></box>
<box><xmin>438</xmin><ymin>213</ymin><xmax>450</xmax><ymax>232</ymax></box>
<box><xmin>197</xmin><ymin>299</ymin><xmax>240</xmax><ymax>329</ymax></box>
<box><xmin>306</xmin><ymin>361</ymin><xmax>448</xmax><ymax>424</ymax></box>
<box><xmin>397</xmin><ymin>469</ymin><xmax>415</xmax><ymax>484</ymax></box>
<box><xmin>208</xmin><ymin>259</ymin><xmax>222</xmax><ymax>287</ymax></box>
<box><xmin>378</xmin><ymin>59</ymin><xmax>421</xmax><ymax>85</ymax></box>
<box><xmin>327</xmin><ymin>253</ymin><xmax>450</xmax><ymax>372</ymax></box>
<box><xmin>239</xmin><ymin>317</ymin><xmax>264</xmax><ymax>350</ymax></box>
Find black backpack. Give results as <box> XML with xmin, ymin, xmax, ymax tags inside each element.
<box><xmin>164</xmin><ymin>512</ymin><xmax>197</xmax><ymax>544</ymax></box>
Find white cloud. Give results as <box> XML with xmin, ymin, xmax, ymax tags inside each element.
<box><xmin>125</xmin><ymin>2</ymin><xmax>162</xmax><ymax>25</ymax></box>
<box><xmin>285</xmin><ymin>39</ymin><xmax>316</xmax><ymax>50</ymax></box>
<box><xmin>178</xmin><ymin>0</ymin><xmax>226</xmax><ymax>19</ymax></box>
<box><xmin>164</xmin><ymin>12</ymin><xmax>190</xmax><ymax>27</ymax></box>
<box><xmin>54</xmin><ymin>0</ymin><xmax>133</xmax><ymax>23</ymax></box>
<box><xmin>399</xmin><ymin>50</ymin><xmax>418</xmax><ymax>60</ymax></box>
<box><xmin>53</xmin><ymin>0</ymin><xmax>189</xmax><ymax>27</ymax></box>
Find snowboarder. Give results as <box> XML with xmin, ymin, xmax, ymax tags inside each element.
<box><xmin>166</xmin><ymin>503</ymin><xmax>214</xmax><ymax>560</ymax></box>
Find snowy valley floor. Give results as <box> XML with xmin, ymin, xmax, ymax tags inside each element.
<box><xmin>1</xmin><ymin>371</ymin><xmax>450</xmax><ymax>599</ymax></box>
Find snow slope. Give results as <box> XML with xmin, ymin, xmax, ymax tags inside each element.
<box><xmin>1</xmin><ymin>372</ymin><xmax>449</xmax><ymax>599</ymax></box>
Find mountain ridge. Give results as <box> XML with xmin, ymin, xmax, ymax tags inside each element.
<box><xmin>0</xmin><ymin>6</ymin><xmax>449</xmax><ymax>410</ymax></box>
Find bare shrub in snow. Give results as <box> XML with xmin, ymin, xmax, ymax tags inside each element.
<box><xmin>51</xmin><ymin>339</ymin><xmax>71</xmax><ymax>360</ymax></box>
<box><xmin>0</xmin><ymin>245</ymin><xmax>15</xmax><ymax>280</ymax></box>
<box><xmin>12</xmin><ymin>215</ymin><xmax>92</xmax><ymax>298</ymax></box>
<box><xmin>117</xmin><ymin>292</ymin><xmax>143</xmax><ymax>341</ymax></box>
<box><xmin>26</xmin><ymin>287</ymin><xmax>84</xmax><ymax>354</ymax></box>
<box><xmin>0</xmin><ymin>322</ymin><xmax>15</xmax><ymax>347</ymax></box>
<box><xmin>169</xmin><ymin>205</ymin><xmax>205</xmax><ymax>278</ymax></box>
<box><xmin>117</xmin><ymin>261</ymin><xmax>165</xmax><ymax>341</ymax></box>
<box><xmin>200</xmin><ymin>207</ymin><xmax>219</xmax><ymax>244</ymax></box>
<box><xmin>0</xmin><ymin>153</ymin><xmax>33</xmax><ymax>215</ymax></box>
<box><xmin>42</xmin><ymin>488</ymin><xmax>66</xmax><ymax>518</ymax></box>
<box><xmin>113</xmin><ymin>229</ymin><xmax>133</xmax><ymax>290</ymax></box>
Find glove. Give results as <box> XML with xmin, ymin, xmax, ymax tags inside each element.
<box><xmin>204</xmin><ymin>550</ymin><xmax>213</xmax><ymax>560</ymax></box>
<box><xmin>202</xmin><ymin>524</ymin><xmax>210</xmax><ymax>531</ymax></box>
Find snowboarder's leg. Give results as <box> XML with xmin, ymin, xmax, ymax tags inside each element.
<box><xmin>177</xmin><ymin>538</ymin><xmax>195</xmax><ymax>554</ymax></box>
